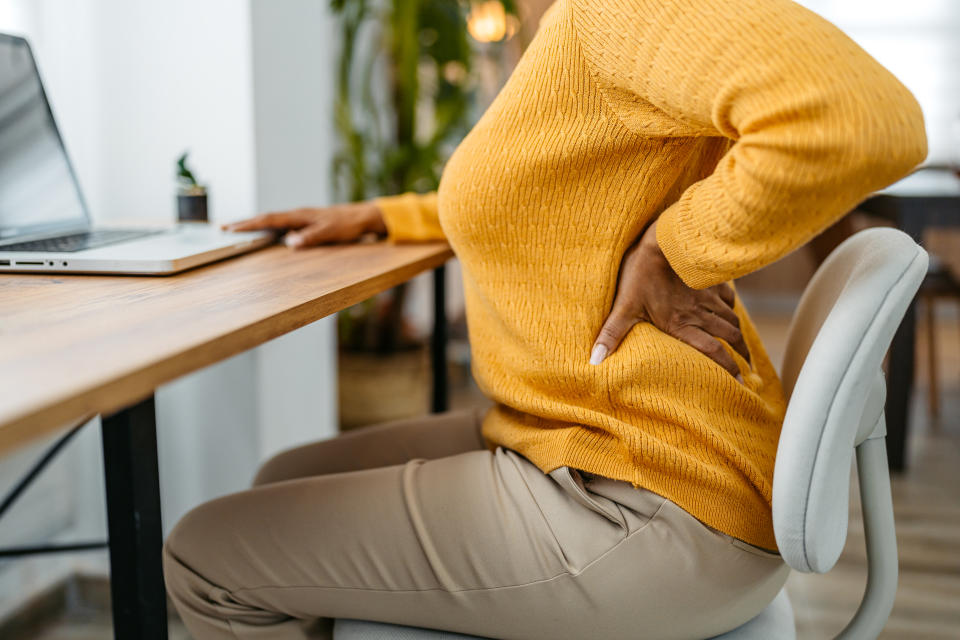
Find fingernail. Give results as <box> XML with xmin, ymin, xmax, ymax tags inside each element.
<box><xmin>590</xmin><ymin>344</ymin><xmax>608</xmax><ymax>366</ymax></box>
<box><xmin>285</xmin><ymin>234</ymin><xmax>303</xmax><ymax>248</ymax></box>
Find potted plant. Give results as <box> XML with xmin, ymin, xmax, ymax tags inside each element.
<box><xmin>330</xmin><ymin>0</ymin><xmax>517</xmax><ymax>430</ymax></box>
<box><xmin>176</xmin><ymin>152</ymin><xmax>208</xmax><ymax>223</ymax></box>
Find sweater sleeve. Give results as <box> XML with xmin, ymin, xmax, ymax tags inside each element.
<box><xmin>570</xmin><ymin>0</ymin><xmax>928</xmax><ymax>289</ymax></box>
<box><xmin>372</xmin><ymin>191</ymin><xmax>445</xmax><ymax>243</ymax></box>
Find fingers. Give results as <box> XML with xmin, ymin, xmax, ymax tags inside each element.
<box><xmin>222</xmin><ymin>211</ymin><xmax>310</xmax><ymax>232</ymax></box>
<box><xmin>700</xmin><ymin>294</ymin><xmax>750</xmax><ymax>364</ymax></box>
<box><xmin>590</xmin><ymin>305</ymin><xmax>638</xmax><ymax>365</ymax></box>
<box><xmin>703</xmin><ymin>287</ymin><xmax>750</xmax><ymax>364</ymax></box>
<box><xmin>284</xmin><ymin>222</ymin><xmax>338</xmax><ymax>249</ymax></box>
<box><xmin>713</xmin><ymin>282</ymin><xmax>736</xmax><ymax>309</ymax></box>
<box><xmin>673</xmin><ymin>325</ymin><xmax>741</xmax><ymax>379</ymax></box>
<box><xmin>703</xmin><ymin>296</ymin><xmax>739</xmax><ymax>329</ymax></box>
<box><xmin>698</xmin><ymin>308</ymin><xmax>751</xmax><ymax>364</ymax></box>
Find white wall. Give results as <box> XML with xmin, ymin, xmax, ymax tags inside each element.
<box><xmin>91</xmin><ymin>0</ymin><xmax>258</xmax><ymax>226</ymax></box>
<box><xmin>797</xmin><ymin>0</ymin><xmax>960</xmax><ymax>165</ymax></box>
<box><xmin>0</xmin><ymin>0</ymin><xmax>341</xmax><ymax>621</ymax></box>
<box><xmin>249</xmin><ymin>0</ymin><xmax>340</xmax><ymax>462</ymax></box>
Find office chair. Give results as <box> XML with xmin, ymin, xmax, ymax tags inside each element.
<box><xmin>333</xmin><ymin>228</ymin><xmax>928</xmax><ymax>640</ymax></box>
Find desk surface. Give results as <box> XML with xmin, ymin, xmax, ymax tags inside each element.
<box><xmin>878</xmin><ymin>168</ymin><xmax>960</xmax><ymax>197</ymax></box>
<box><xmin>0</xmin><ymin>240</ymin><xmax>453</xmax><ymax>454</ymax></box>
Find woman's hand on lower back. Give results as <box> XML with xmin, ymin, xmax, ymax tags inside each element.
<box><xmin>591</xmin><ymin>220</ymin><xmax>750</xmax><ymax>381</ymax></box>
<box><xmin>222</xmin><ymin>201</ymin><xmax>387</xmax><ymax>249</ymax></box>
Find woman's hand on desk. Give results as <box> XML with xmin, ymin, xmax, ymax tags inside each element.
<box><xmin>222</xmin><ymin>202</ymin><xmax>388</xmax><ymax>249</ymax></box>
<box><xmin>591</xmin><ymin>220</ymin><xmax>750</xmax><ymax>382</ymax></box>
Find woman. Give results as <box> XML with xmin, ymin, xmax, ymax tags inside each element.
<box><xmin>162</xmin><ymin>0</ymin><xmax>926</xmax><ymax>638</ymax></box>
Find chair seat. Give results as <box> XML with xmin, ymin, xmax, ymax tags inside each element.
<box><xmin>332</xmin><ymin>588</ymin><xmax>794</xmax><ymax>640</ymax></box>
<box><xmin>709</xmin><ymin>589</ymin><xmax>795</xmax><ymax>640</ymax></box>
<box><xmin>333</xmin><ymin>618</ymin><xmax>488</xmax><ymax>639</ymax></box>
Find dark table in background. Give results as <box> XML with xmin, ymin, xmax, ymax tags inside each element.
<box><xmin>858</xmin><ymin>168</ymin><xmax>960</xmax><ymax>471</ymax></box>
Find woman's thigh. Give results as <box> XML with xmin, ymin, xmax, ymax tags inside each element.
<box><xmin>253</xmin><ymin>405</ymin><xmax>487</xmax><ymax>485</ymax></box>
<box><xmin>165</xmin><ymin>447</ymin><xmax>619</xmax><ymax>639</ymax></box>
<box><xmin>164</xmin><ymin>446</ymin><xmax>788</xmax><ymax>640</ymax></box>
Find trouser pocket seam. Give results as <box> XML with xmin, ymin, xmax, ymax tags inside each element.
<box><xmin>728</xmin><ymin>536</ymin><xmax>783</xmax><ymax>559</ymax></box>
<box><xmin>568</xmin><ymin>492</ymin><xmax>668</xmax><ymax>578</ymax></box>
<box><xmin>554</xmin><ymin>467</ymin><xmax>628</xmax><ymax>532</ymax></box>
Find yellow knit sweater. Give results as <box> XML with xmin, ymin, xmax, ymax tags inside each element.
<box><xmin>374</xmin><ymin>0</ymin><xmax>927</xmax><ymax>550</ymax></box>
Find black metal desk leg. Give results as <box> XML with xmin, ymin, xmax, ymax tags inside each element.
<box><xmin>101</xmin><ymin>395</ymin><xmax>168</xmax><ymax>639</ymax></box>
<box><xmin>885</xmin><ymin>202</ymin><xmax>924</xmax><ymax>473</ymax></box>
<box><xmin>431</xmin><ymin>264</ymin><xmax>449</xmax><ymax>413</ymax></box>
<box><xmin>887</xmin><ymin>297</ymin><xmax>917</xmax><ymax>472</ymax></box>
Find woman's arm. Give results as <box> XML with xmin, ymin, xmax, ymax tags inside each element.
<box><xmin>373</xmin><ymin>191</ymin><xmax>445</xmax><ymax>243</ymax></box>
<box><xmin>223</xmin><ymin>201</ymin><xmax>386</xmax><ymax>247</ymax></box>
<box><xmin>222</xmin><ymin>192</ymin><xmax>443</xmax><ymax>247</ymax></box>
<box><xmin>571</xmin><ymin>0</ymin><xmax>927</xmax><ymax>289</ymax></box>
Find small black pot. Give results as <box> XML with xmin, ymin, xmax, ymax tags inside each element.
<box><xmin>177</xmin><ymin>191</ymin><xmax>208</xmax><ymax>223</ymax></box>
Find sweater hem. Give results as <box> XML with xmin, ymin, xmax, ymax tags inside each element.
<box><xmin>485</xmin><ymin>422</ymin><xmax>778</xmax><ymax>552</ymax></box>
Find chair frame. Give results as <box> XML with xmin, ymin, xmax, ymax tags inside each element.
<box><xmin>838</xmin><ymin>413</ymin><xmax>897</xmax><ymax>639</ymax></box>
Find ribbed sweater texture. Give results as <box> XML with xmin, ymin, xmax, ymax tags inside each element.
<box><xmin>374</xmin><ymin>0</ymin><xmax>927</xmax><ymax>550</ymax></box>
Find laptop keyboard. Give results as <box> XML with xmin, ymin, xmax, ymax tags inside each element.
<box><xmin>0</xmin><ymin>229</ymin><xmax>162</xmax><ymax>253</ymax></box>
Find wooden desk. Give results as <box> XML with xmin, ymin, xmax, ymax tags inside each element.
<box><xmin>0</xmin><ymin>239</ymin><xmax>454</xmax><ymax>638</ymax></box>
<box><xmin>859</xmin><ymin>168</ymin><xmax>960</xmax><ymax>471</ymax></box>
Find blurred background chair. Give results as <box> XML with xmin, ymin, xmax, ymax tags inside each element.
<box><xmin>918</xmin><ymin>254</ymin><xmax>960</xmax><ymax>420</ymax></box>
<box><xmin>333</xmin><ymin>228</ymin><xmax>928</xmax><ymax>640</ymax></box>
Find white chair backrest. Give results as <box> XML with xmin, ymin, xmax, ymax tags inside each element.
<box><xmin>772</xmin><ymin>228</ymin><xmax>927</xmax><ymax>573</ymax></box>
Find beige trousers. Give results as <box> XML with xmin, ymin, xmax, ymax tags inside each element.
<box><xmin>163</xmin><ymin>407</ymin><xmax>789</xmax><ymax>640</ymax></box>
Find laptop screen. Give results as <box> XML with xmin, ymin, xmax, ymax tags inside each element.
<box><xmin>0</xmin><ymin>34</ymin><xmax>88</xmax><ymax>241</ymax></box>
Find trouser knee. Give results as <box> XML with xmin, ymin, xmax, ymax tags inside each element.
<box><xmin>251</xmin><ymin>451</ymin><xmax>285</xmax><ymax>486</ymax></box>
<box><xmin>162</xmin><ymin>515</ymin><xmax>201</xmax><ymax>604</ymax></box>
<box><xmin>162</xmin><ymin>500</ymin><xmax>232</xmax><ymax>607</ymax></box>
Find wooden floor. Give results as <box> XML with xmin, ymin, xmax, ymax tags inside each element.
<box><xmin>19</xmin><ymin>305</ymin><xmax>960</xmax><ymax>639</ymax></box>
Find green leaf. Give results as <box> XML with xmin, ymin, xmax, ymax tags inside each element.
<box><xmin>176</xmin><ymin>151</ymin><xmax>199</xmax><ymax>187</ymax></box>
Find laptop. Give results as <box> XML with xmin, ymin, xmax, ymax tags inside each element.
<box><xmin>0</xmin><ymin>33</ymin><xmax>274</xmax><ymax>275</ymax></box>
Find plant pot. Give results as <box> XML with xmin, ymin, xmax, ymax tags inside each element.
<box><xmin>337</xmin><ymin>343</ymin><xmax>430</xmax><ymax>431</ymax></box>
<box><xmin>177</xmin><ymin>191</ymin><xmax>208</xmax><ymax>223</ymax></box>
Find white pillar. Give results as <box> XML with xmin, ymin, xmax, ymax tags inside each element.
<box><xmin>249</xmin><ymin>0</ymin><xmax>341</xmax><ymax>462</ymax></box>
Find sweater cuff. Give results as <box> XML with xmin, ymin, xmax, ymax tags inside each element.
<box><xmin>372</xmin><ymin>192</ymin><xmax>443</xmax><ymax>243</ymax></box>
<box><xmin>655</xmin><ymin>185</ymin><xmax>727</xmax><ymax>290</ymax></box>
